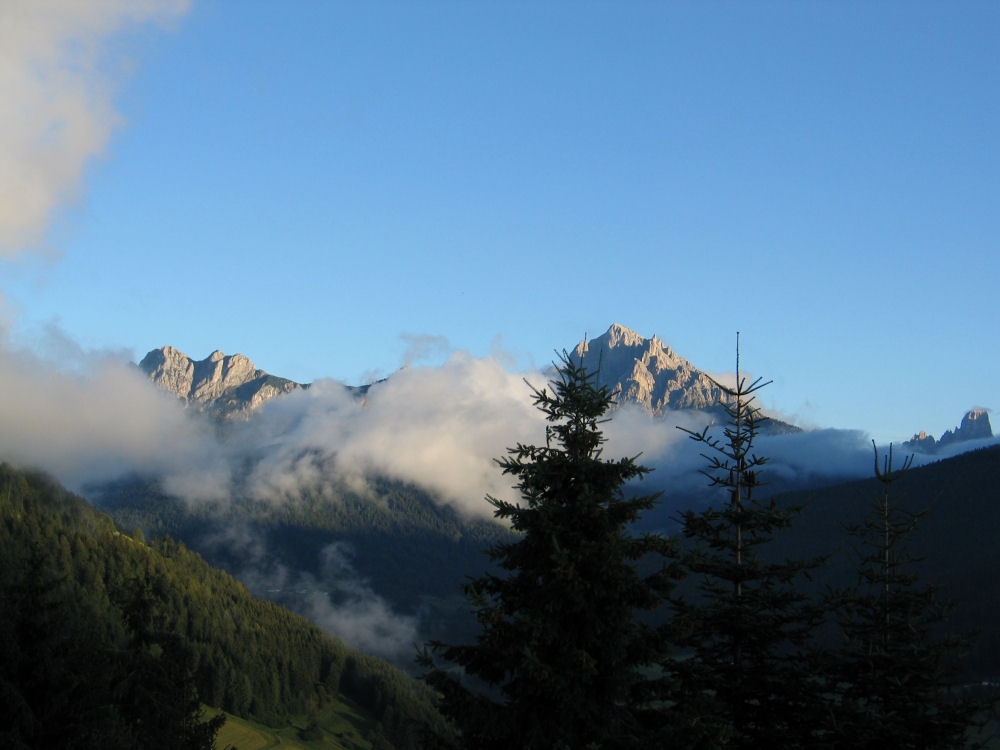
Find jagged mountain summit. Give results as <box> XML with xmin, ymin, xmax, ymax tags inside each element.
<box><xmin>139</xmin><ymin>346</ymin><xmax>306</xmax><ymax>418</ymax></box>
<box><xmin>140</xmin><ymin>326</ymin><xmax>802</xmax><ymax>428</ymax></box>
<box><xmin>569</xmin><ymin>324</ymin><xmax>726</xmax><ymax>414</ymax></box>
<box><xmin>569</xmin><ymin>324</ymin><xmax>800</xmax><ymax>434</ymax></box>
<box><xmin>141</xmin><ymin>327</ymin><xmax>740</xmax><ymax>423</ymax></box>
<box><xmin>906</xmin><ymin>408</ymin><xmax>993</xmax><ymax>453</ymax></box>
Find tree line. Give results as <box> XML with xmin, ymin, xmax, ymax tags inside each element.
<box><xmin>422</xmin><ymin>352</ymin><xmax>994</xmax><ymax>749</ymax></box>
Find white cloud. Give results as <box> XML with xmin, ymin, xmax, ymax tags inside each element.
<box><xmin>0</xmin><ymin>320</ymin><xmax>229</xmax><ymax>495</ymax></box>
<box><xmin>241</xmin><ymin>352</ymin><xmax>546</xmax><ymax>518</ymax></box>
<box><xmin>0</xmin><ymin>326</ymin><xmax>550</xmax><ymax>517</ymax></box>
<box><xmin>225</xmin><ymin>361</ymin><xmax>879</xmax><ymax>519</ymax></box>
<box><xmin>0</xmin><ymin>0</ymin><xmax>190</xmax><ymax>254</ymax></box>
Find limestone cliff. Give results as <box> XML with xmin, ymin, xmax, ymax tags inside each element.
<box><xmin>139</xmin><ymin>346</ymin><xmax>304</xmax><ymax>418</ymax></box>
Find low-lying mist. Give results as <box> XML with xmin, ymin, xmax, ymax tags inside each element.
<box><xmin>202</xmin><ymin>522</ymin><xmax>419</xmax><ymax>660</ymax></box>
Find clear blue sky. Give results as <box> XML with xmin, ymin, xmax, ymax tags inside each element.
<box><xmin>1</xmin><ymin>1</ymin><xmax>997</xmax><ymax>442</ymax></box>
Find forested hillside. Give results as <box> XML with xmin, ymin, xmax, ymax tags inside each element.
<box><xmin>91</xmin><ymin>475</ymin><xmax>514</xmax><ymax>649</ymax></box>
<box><xmin>0</xmin><ymin>464</ymin><xmax>449</xmax><ymax>749</ymax></box>
<box><xmin>770</xmin><ymin>443</ymin><xmax>1000</xmax><ymax>677</ymax></box>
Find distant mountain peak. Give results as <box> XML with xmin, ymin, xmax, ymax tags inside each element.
<box><xmin>576</xmin><ymin>323</ymin><xmax>659</xmax><ymax>355</ymax></box>
<box><xmin>907</xmin><ymin>408</ymin><xmax>993</xmax><ymax>453</ymax></box>
<box><xmin>139</xmin><ymin>345</ymin><xmax>304</xmax><ymax>418</ymax></box>
<box><xmin>568</xmin><ymin>324</ymin><xmax>799</xmax><ymax>434</ymax></box>
<box><xmin>570</xmin><ymin>324</ymin><xmax>724</xmax><ymax>414</ymax></box>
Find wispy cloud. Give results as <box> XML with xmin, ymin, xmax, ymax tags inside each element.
<box><xmin>306</xmin><ymin>542</ymin><xmax>420</xmax><ymax>659</ymax></box>
<box><xmin>203</xmin><ymin>524</ymin><xmax>418</xmax><ymax>660</ymax></box>
<box><xmin>398</xmin><ymin>332</ymin><xmax>451</xmax><ymax>367</ymax></box>
<box><xmin>0</xmin><ymin>0</ymin><xmax>190</xmax><ymax>254</ymax></box>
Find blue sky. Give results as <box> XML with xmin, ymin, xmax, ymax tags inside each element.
<box><xmin>1</xmin><ymin>0</ymin><xmax>997</xmax><ymax>443</ymax></box>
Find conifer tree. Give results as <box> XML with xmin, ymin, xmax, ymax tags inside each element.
<box><xmin>824</xmin><ymin>442</ymin><xmax>988</xmax><ymax>749</ymax></box>
<box><xmin>421</xmin><ymin>354</ymin><xmax>680</xmax><ymax>750</ymax></box>
<box><xmin>667</xmin><ymin>338</ymin><xmax>826</xmax><ymax>748</ymax></box>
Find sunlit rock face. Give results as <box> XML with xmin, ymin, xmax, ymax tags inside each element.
<box><xmin>569</xmin><ymin>323</ymin><xmax>727</xmax><ymax>414</ymax></box>
<box><xmin>908</xmin><ymin>408</ymin><xmax>993</xmax><ymax>453</ymax></box>
<box><xmin>938</xmin><ymin>408</ymin><xmax>993</xmax><ymax>448</ymax></box>
<box><xmin>138</xmin><ymin>346</ymin><xmax>303</xmax><ymax>418</ymax></box>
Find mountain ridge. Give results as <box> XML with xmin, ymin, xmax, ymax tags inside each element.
<box><xmin>906</xmin><ymin>408</ymin><xmax>993</xmax><ymax>453</ymax></box>
<box><xmin>137</xmin><ymin>326</ymin><xmax>990</xmax><ymax>448</ymax></box>
<box><xmin>138</xmin><ymin>325</ymin><xmax>737</xmax><ymax>423</ymax></box>
<box><xmin>138</xmin><ymin>345</ymin><xmax>307</xmax><ymax>419</ymax></box>
<box><xmin>133</xmin><ymin>326</ymin><xmax>801</xmax><ymax>435</ymax></box>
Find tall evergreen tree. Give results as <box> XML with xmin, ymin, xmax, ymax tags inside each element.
<box><xmin>421</xmin><ymin>354</ymin><xmax>680</xmax><ymax>750</ymax></box>
<box><xmin>824</xmin><ymin>442</ymin><xmax>988</xmax><ymax>749</ymax></box>
<box><xmin>667</xmin><ymin>338</ymin><xmax>826</xmax><ymax>748</ymax></box>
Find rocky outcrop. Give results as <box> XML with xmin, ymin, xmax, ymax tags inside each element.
<box><xmin>139</xmin><ymin>346</ymin><xmax>304</xmax><ymax>418</ymax></box>
<box><xmin>907</xmin><ymin>430</ymin><xmax>937</xmax><ymax>452</ymax></box>
<box><xmin>570</xmin><ymin>324</ymin><xmax>726</xmax><ymax>414</ymax></box>
<box><xmin>938</xmin><ymin>408</ymin><xmax>993</xmax><ymax>448</ymax></box>
<box><xmin>907</xmin><ymin>408</ymin><xmax>993</xmax><ymax>453</ymax></box>
<box><xmin>567</xmin><ymin>324</ymin><xmax>799</xmax><ymax>434</ymax></box>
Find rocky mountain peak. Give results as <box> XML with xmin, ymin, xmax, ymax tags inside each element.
<box><xmin>139</xmin><ymin>345</ymin><xmax>304</xmax><ymax>418</ymax></box>
<box><xmin>603</xmin><ymin>322</ymin><xmax>646</xmax><ymax>350</ymax></box>
<box><xmin>907</xmin><ymin>408</ymin><xmax>993</xmax><ymax>452</ymax></box>
<box><xmin>567</xmin><ymin>324</ymin><xmax>800</xmax><ymax>434</ymax></box>
<box><xmin>939</xmin><ymin>408</ymin><xmax>993</xmax><ymax>448</ymax></box>
<box><xmin>964</xmin><ymin>407</ymin><xmax>991</xmax><ymax>426</ymax></box>
<box><xmin>570</xmin><ymin>324</ymin><xmax>725</xmax><ymax>414</ymax></box>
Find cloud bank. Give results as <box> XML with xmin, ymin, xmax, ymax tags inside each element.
<box><xmin>236</xmin><ymin>352</ymin><xmax>548</xmax><ymax>516</ymax></box>
<box><xmin>0</xmin><ymin>327</ymin><xmax>936</xmax><ymax>521</ymax></box>
<box><xmin>0</xmin><ymin>326</ymin><xmax>229</xmax><ymax>494</ymax></box>
<box><xmin>0</xmin><ymin>0</ymin><xmax>189</xmax><ymax>254</ymax></box>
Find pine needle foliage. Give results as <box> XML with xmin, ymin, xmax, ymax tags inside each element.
<box><xmin>824</xmin><ymin>442</ymin><xmax>991</xmax><ymax>749</ymax></box>
<box><xmin>421</xmin><ymin>353</ymin><xmax>680</xmax><ymax>750</ymax></box>
<box><xmin>668</xmin><ymin>337</ymin><xmax>827</xmax><ymax>748</ymax></box>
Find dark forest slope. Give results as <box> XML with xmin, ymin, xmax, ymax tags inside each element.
<box><xmin>0</xmin><ymin>464</ymin><xmax>449</xmax><ymax>749</ymax></box>
<box><xmin>91</xmin><ymin>475</ymin><xmax>514</xmax><ymax>650</ymax></box>
<box><xmin>770</xmin><ymin>443</ymin><xmax>1000</xmax><ymax>677</ymax></box>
